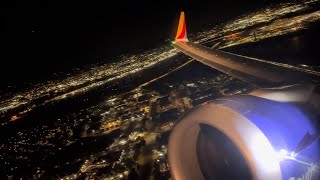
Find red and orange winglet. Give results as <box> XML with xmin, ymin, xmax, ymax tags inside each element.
<box><xmin>175</xmin><ymin>11</ymin><xmax>188</xmax><ymax>42</ymax></box>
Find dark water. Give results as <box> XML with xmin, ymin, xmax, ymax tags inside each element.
<box><xmin>225</xmin><ymin>22</ymin><xmax>320</xmax><ymax>67</ymax></box>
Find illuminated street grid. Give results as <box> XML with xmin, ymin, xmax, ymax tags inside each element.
<box><xmin>0</xmin><ymin>0</ymin><xmax>320</xmax><ymax>179</ymax></box>
<box><xmin>0</xmin><ymin>73</ymin><xmax>253</xmax><ymax>179</ymax></box>
<box><xmin>0</xmin><ymin>0</ymin><xmax>319</xmax><ymax>123</ymax></box>
<box><xmin>194</xmin><ymin>0</ymin><xmax>320</xmax><ymax>45</ymax></box>
<box><xmin>0</xmin><ymin>46</ymin><xmax>178</xmax><ymax>123</ymax></box>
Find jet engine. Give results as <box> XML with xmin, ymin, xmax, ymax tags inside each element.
<box><xmin>168</xmin><ymin>85</ymin><xmax>320</xmax><ymax>180</ymax></box>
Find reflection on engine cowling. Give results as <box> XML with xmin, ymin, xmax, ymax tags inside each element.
<box><xmin>168</xmin><ymin>95</ymin><xmax>319</xmax><ymax>180</ymax></box>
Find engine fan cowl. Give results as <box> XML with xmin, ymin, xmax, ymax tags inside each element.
<box><xmin>168</xmin><ymin>95</ymin><xmax>319</xmax><ymax>180</ymax></box>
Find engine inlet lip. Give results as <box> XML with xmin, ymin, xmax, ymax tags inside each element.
<box><xmin>168</xmin><ymin>103</ymin><xmax>282</xmax><ymax>180</ymax></box>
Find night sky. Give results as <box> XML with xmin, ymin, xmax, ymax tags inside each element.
<box><xmin>1</xmin><ymin>0</ymin><xmax>288</xmax><ymax>88</ymax></box>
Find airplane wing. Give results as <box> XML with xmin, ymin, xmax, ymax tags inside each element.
<box><xmin>172</xmin><ymin>12</ymin><xmax>320</xmax><ymax>87</ymax></box>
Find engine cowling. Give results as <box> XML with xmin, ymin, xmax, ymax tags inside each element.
<box><xmin>168</xmin><ymin>94</ymin><xmax>319</xmax><ymax>180</ymax></box>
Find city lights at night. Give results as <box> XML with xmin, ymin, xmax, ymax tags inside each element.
<box><xmin>0</xmin><ymin>0</ymin><xmax>320</xmax><ymax>179</ymax></box>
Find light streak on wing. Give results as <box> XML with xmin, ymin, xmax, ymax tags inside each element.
<box><xmin>222</xmin><ymin>51</ymin><xmax>320</xmax><ymax>77</ymax></box>
<box><xmin>174</xmin><ymin>41</ymin><xmax>285</xmax><ymax>85</ymax></box>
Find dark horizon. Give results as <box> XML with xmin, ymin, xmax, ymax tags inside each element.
<box><xmin>0</xmin><ymin>0</ymin><xmax>294</xmax><ymax>89</ymax></box>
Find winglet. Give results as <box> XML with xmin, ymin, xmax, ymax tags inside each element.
<box><xmin>175</xmin><ymin>12</ymin><xmax>188</xmax><ymax>42</ymax></box>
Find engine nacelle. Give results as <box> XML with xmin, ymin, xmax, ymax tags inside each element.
<box><xmin>168</xmin><ymin>94</ymin><xmax>319</xmax><ymax>180</ymax></box>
